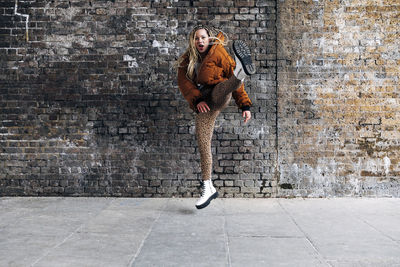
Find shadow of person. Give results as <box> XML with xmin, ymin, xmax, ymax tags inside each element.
<box><xmin>177</xmin><ymin>208</ymin><xmax>196</xmax><ymax>215</ymax></box>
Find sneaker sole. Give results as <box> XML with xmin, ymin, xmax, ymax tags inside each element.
<box><xmin>233</xmin><ymin>40</ymin><xmax>256</xmax><ymax>75</ymax></box>
<box><xmin>195</xmin><ymin>192</ymin><xmax>219</xmax><ymax>209</ymax></box>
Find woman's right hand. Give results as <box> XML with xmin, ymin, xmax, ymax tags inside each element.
<box><xmin>197</xmin><ymin>101</ymin><xmax>210</xmax><ymax>113</ymax></box>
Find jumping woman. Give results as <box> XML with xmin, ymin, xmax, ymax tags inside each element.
<box><xmin>176</xmin><ymin>25</ymin><xmax>255</xmax><ymax>209</ymax></box>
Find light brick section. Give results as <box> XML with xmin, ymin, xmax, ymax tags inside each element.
<box><xmin>277</xmin><ymin>0</ymin><xmax>400</xmax><ymax>197</ymax></box>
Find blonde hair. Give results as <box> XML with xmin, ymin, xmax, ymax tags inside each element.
<box><xmin>176</xmin><ymin>25</ymin><xmax>228</xmax><ymax>81</ymax></box>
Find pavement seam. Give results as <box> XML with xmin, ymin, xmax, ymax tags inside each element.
<box><xmin>337</xmin><ymin>200</ymin><xmax>400</xmax><ymax>247</ymax></box>
<box><xmin>30</xmin><ymin>198</ymin><xmax>116</xmax><ymax>267</ymax></box>
<box><xmin>361</xmin><ymin>220</ymin><xmax>400</xmax><ymax>246</ymax></box>
<box><xmin>228</xmin><ymin>235</ymin><xmax>304</xmax><ymax>238</ymax></box>
<box><xmin>277</xmin><ymin>199</ymin><xmax>332</xmax><ymax>267</ymax></box>
<box><xmin>128</xmin><ymin>198</ymin><xmax>169</xmax><ymax>267</ymax></box>
<box><xmin>222</xmin><ymin>199</ymin><xmax>232</xmax><ymax>267</ymax></box>
<box><xmin>31</xmin><ymin>223</ymin><xmax>85</xmax><ymax>266</ymax></box>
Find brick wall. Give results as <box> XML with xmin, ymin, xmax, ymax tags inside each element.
<box><xmin>0</xmin><ymin>0</ymin><xmax>277</xmax><ymax>197</ymax></box>
<box><xmin>277</xmin><ymin>0</ymin><xmax>400</xmax><ymax>197</ymax></box>
<box><xmin>1</xmin><ymin>0</ymin><xmax>399</xmax><ymax>198</ymax></box>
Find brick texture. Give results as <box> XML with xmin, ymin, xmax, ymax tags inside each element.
<box><xmin>277</xmin><ymin>0</ymin><xmax>400</xmax><ymax>197</ymax></box>
<box><xmin>0</xmin><ymin>0</ymin><xmax>277</xmax><ymax>197</ymax></box>
<box><xmin>2</xmin><ymin>0</ymin><xmax>399</xmax><ymax>198</ymax></box>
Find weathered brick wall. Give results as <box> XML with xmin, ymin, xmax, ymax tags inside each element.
<box><xmin>0</xmin><ymin>0</ymin><xmax>277</xmax><ymax>197</ymax></box>
<box><xmin>2</xmin><ymin>0</ymin><xmax>399</xmax><ymax>198</ymax></box>
<box><xmin>277</xmin><ymin>0</ymin><xmax>400</xmax><ymax>197</ymax></box>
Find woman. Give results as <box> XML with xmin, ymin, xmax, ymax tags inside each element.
<box><xmin>177</xmin><ymin>25</ymin><xmax>255</xmax><ymax>209</ymax></box>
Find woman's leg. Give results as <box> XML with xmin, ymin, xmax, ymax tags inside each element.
<box><xmin>195</xmin><ymin>110</ymin><xmax>220</xmax><ymax>209</ymax></box>
<box><xmin>196</xmin><ymin>75</ymin><xmax>241</xmax><ymax>181</ymax></box>
<box><xmin>195</xmin><ymin>109</ymin><xmax>220</xmax><ymax>181</ymax></box>
<box><xmin>194</xmin><ymin>76</ymin><xmax>241</xmax><ymax>209</ymax></box>
<box><xmin>209</xmin><ymin>76</ymin><xmax>242</xmax><ymax>110</ymax></box>
<box><xmin>194</xmin><ymin>76</ymin><xmax>242</xmax><ymax>209</ymax></box>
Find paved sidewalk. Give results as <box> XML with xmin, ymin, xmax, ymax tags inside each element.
<box><xmin>1</xmin><ymin>197</ymin><xmax>400</xmax><ymax>267</ymax></box>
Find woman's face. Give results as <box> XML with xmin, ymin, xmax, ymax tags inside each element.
<box><xmin>194</xmin><ymin>29</ymin><xmax>210</xmax><ymax>54</ymax></box>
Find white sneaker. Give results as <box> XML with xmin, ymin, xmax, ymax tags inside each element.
<box><xmin>195</xmin><ymin>180</ymin><xmax>218</xmax><ymax>209</ymax></box>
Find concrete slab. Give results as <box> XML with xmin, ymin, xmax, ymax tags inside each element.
<box><xmin>223</xmin><ymin>199</ymin><xmax>304</xmax><ymax>238</ymax></box>
<box><xmin>334</xmin><ymin>198</ymin><xmax>400</xmax><ymax>242</ymax></box>
<box><xmin>229</xmin><ymin>236</ymin><xmax>327</xmax><ymax>267</ymax></box>
<box><xmin>1</xmin><ymin>197</ymin><xmax>400</xmax><ymax>267</ymax></box>
<box><xmin>131</xmin><ymin>199</ymin><xmax>228</xmax><ymax>267</ymax></box>
<box><xmin>278</xmin><ymin>198</ymin><xmax>400</xmax><ymax>266</ymax></box>
<box><xmin>0</xmin><ymin>197</ymin><xmax>114</xmax><ymax>267</ymax></box>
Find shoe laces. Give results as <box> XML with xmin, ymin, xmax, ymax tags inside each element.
<box><xmin>200</xmin><ymin>182</ymin><xmax>207</xmax><ymax>197</ymax></box>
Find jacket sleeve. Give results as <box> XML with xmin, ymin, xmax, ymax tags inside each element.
<box><xmin>221</xmin><ymin>50</ymin><xmax>253</xmax><ymax>110</ymax></box>
<box><xmin>232</xmin><ymin>83</ymin><xmax>252</xmax><ymax>110</ymax></box>
<box><xmin>177</xmin><ymin>64</ymin><xmax>202</xmax><ymax>111</ymax></box>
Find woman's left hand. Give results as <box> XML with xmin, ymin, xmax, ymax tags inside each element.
<box><xmin>243</xmin><ymin>111</ymin><xmax>251</xmax><ymax>123</ymax></box>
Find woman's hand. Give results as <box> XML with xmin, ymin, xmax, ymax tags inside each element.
<box><xmin>197</xmin><ymin>101</ymin><xmax>210</xmax><ymax>113</ymax></box>
<box><xmin>243</xmin><ymin>110</ymin><xmax>251</xmax><ymax>123</ymax></box>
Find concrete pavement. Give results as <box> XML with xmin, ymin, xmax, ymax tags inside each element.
<box><xmin>1</xmin><ymin>197</ymin><xmax>400</xmax><ymax>267</ymax></box>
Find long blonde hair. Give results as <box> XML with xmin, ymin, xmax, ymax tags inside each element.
<box><xmin>176</xmin><ymin>25</ymin><xmax>228</xmax><ymax>81</ymax></box>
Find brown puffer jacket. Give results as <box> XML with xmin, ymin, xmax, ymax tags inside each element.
<box><xmin>177</xmin><ymin>32</ymin><xmax>252</xmax><ymax>112</ymax></box>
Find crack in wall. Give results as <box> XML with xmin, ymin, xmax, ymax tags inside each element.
<box><xmin>274</xmin><ymin>0</ymin><xmax>280</xmax><ymax>196</ymax></box>
<box><xmin>14</xmin><ymin>0</ymin><xmax>29</xmax><ymax>41</ymax></box>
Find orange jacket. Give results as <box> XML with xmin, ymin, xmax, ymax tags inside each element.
<box><xmin>177</xmin><ymin>32</ymin><xmax>252</xmax><ymax>112</ymax></box>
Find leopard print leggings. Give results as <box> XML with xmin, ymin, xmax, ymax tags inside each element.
<box><xmin>195</xmin><ymin>76</ymin><xmax>242</xmax><ymax>181</ymax></box>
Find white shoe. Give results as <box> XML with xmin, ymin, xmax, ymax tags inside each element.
<box><xmin>195</xmin><ymin>180</ymin><xmax>218</xmax><ymax>209</ymax></box>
